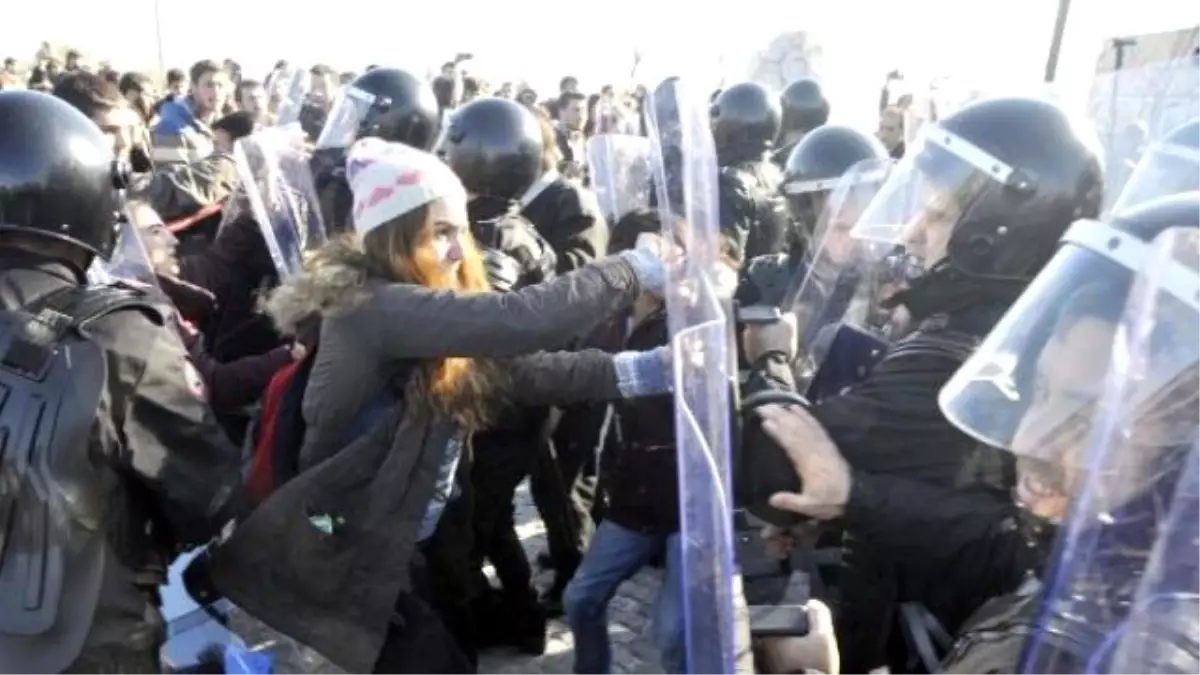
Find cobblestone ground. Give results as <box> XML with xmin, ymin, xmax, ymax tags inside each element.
<box><xmin>478</xmin><ymin>482</ymin><xmax>666</xmax><ymax>675</ymax></box>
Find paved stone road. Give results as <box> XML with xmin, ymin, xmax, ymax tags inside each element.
<box><xmin>478</xmin><ymin>482</ymin><xmax>667</xmax><ymax>674</ymax></box>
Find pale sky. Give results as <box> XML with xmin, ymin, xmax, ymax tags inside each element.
<box><xmin>3</xmin><ymin>0</ymin><xmax>1195</xmax><ymax>121</ymax></box>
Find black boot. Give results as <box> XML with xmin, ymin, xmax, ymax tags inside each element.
<box><xmin>506</xmin><ymin>588</ymin><xmax>548</xmax><ymax>656</ymax></box>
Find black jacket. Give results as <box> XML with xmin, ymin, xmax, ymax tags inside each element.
<box><xmin>717</xmin><ymin>153</ymin><xmax>789</xmax><ymax>262</ymax></box>
<box><xmin>469</xmin><ymin>197</ymin><xmax>557</xmax><ymax>288</ymax></box>
<box><xmin>521</xmin><ymin>176</ymin><xmax>609</xmax><ymax>274</ymax></box>
<box><xmin>816</xmin><ymin>308</ymin><xmax>1035</xmax><ymax>672</ymax></box>
<box><xmin>741</xmin><ymin>305</ymin><xmax>1039</xmax><ymax>672</ymax></box>
<box><xmin>601</xmin><ymin>308</ymin><xmax>679</xmax><ymax>536</ymax></box>
<box><xmin>0</xmin><ymin>247</ymin><xmax>243</xmax><ymax>671</ymax></box>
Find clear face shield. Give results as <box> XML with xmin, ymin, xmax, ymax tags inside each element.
<box><xmin>780</xmin><ymin>160</ymin><xmax>872</xmax><ymax>234</ymax></box>
<box><xmin>228</xmin><ymin>126</ymin><xmax>328</xmax><ymax>279</ymax></box>
<box><xmin>999</xmin><ymin>227</ymin><xmax>1199</xmax><ymax>673</ymax></box>
<box><xmin>87</xmin><ymin>213</ymin><xmax>162</xmax><ymax>287</ymax></box>
<box><xmin>585</xmin><ymin>133</ymin><xmax>653</xmax><ymax>224</ymax></box>
<box><xmin>784</xmin><ymin>158</ymin><xmax>897</xmax><ymax>397</ymax></box>
<box><xmin>313</xmin><ymin>85</ymin><xmax>378</xmax><ymax>151</ymax></box>
<box><xmin>940</xmin><ymin>222</ymin><xmax>1199</xmax><ymax>524</ymax></box>
<box><xmin>1110</xmin><ymin>139</ymin><xmax>1200</xmax><ymax>214</ymax></box>
<box><xmin>853</xmin><ymin>122</ymin><xmax>1035</xmax><ymax>280</ymax></box>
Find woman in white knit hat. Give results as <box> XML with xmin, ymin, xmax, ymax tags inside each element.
<box><xmin>210</xmin><ymin>137</ymin><xmax>670</xmax><ymax>673</ymax></box>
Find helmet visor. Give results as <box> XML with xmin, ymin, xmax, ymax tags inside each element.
<box><xmin>1111</xmin><ymin>141</ymin><xmax>1200</xmax><ymax>214</ymax></box>
<box><xmin>851</xmin><ymin>124</ymin><xmax>1033</xmax><ymax>276</ymax></box>
<box><xmin>314</xmin><ymin>86</ymin><xmax>376</xmax><ymax>150</ymax></box>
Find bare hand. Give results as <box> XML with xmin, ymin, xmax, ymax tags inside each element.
<box><xmin>758</xmin><ymin>599</ymin><xmax>840</xmax><ymax>674</ymax></box>
<box><xmin>758</xmin><ymin>404</ymin><xmax>851</xmax><ymax>521</ymax></box>
<box><xmin>290</xmin><ymin>342</ymin><xmax>308</xmax><ymax>361</ymax></box>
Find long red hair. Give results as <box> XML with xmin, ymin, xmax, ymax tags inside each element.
<box><xmin>362</xmin><ymin>201</ymin><xmax>498</xmax><ymax>428</ymax></box>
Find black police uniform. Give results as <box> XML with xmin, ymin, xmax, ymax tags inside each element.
<box><xmin>740</xmin><ymin>96</ymin><xmax>1106</xmax><ymax>673</ymax></box>
<box><xmin>439</xmin><ymin>96</ymin><xmax>560</xmax><ymax>652</ymax></box>
<box><xmin>771</xmin><ymin>78</ymin><xmax>831</xmax><ymax>168</ymax></box>
<box><xmin>311</xmin><ymin>68</ymin><xmax>441</xmax><ymax>233</ymax></box>
<box><xmin>442</xmin><ymin>98</ymin><xmax>593</xmax><ymax>602</ymax></box>
<box><xmin>0</xmin><ymin>91</ymin><xmax>243</xmax><ymax>674</ymax></box>
<box><xmin>520</xmin><ymin>178</ymin><xmax>609</xmax><ymax>275</ymax></box>
<box><xmin>712</xmin><ymin>82</ymin><xmax>791</xmax><ymax>261</ymax></box>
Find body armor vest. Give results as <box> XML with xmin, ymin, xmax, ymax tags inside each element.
<box><xmin>0</xmin><ymin>283</ymin><xmax>153</xmax><ymax>673</ymax></box>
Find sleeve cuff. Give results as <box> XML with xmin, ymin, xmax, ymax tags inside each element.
<box><xmin>843</xmin><ymin>470</ymin><xmax>881</xmax><ymax>528</ymax></box>
<box><xmin>613</xmin><ymin>348</ymin><xmax>671</xmax><ymax>398</ymax></box>
<box><xmin>618</xmin><ymin>248</ymin><xmax>665</xmax><ymax>295</ymax></box>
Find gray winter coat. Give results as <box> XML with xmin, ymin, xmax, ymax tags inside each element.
<box><xmin>207</xmin><ymin>247</ymin><xmax>644</xmax><ymax>673</ymax></box>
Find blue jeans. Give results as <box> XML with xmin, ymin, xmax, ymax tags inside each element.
<box><xmin>562</xmin><ymin>520</ymin><xmax>685</xmax><ymax>674</ymax></box>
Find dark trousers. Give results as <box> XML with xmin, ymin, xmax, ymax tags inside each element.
<box><xmin>374</xmin><ymin>466</ymin><xmax>478</xmax><ymax>674</ymax></box>
<box><xmin>420</xmin><ymin>474</ymin><xmax>480</xmax><ymax>667</ymax></box>
<box><xmin>373</xmin><ymin>561</ymin><xmax>474</xmax><ymax>674</ymax></box>
<box><xmin>529</xmin><ymin>404</ymin><xmax>603</xmax><ymax>589</ymax></box>
<box><xmin>470</xmin><ymin>428</ymin><xmax>539</xmax><ymax>595</ymax></box>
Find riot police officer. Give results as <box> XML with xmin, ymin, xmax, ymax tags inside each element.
<box><xmin>439</xmin><ymin>96</ymin><xmax>557</xmax><ymax>285</ymax></box>
<box><xmin>782</xmin><ymin>125</ymin><xmax>890</xmax><ymax>239</ymax></box>
<box><xmin>311</xmin><ymin>67</ymin><xmax>441</xmax><ymax>233</ymax></box>
<box><xmin>438</xmin><ymin>95</ymin><xmax>557</xmax><ymax>654</ymax></box>
<box><xmin>0</xmin><ymin>91</ymin><xmax>244</xmax><ymax>673</ymax></box>
<box><xmin>738</xmin><ymin>125</ymin><xmax>891</xmax><ymax>307</ymax></box>
<box><xmin>935</xmin><ymin>190</ymin><xmax>1200</xmax><ymax>673</ymax></box>
<box><xmin>741</xmin><ymin>95</ymin><xmax>1106</xmax><ymax>673</ymax></box>
<box><xmin>773</xmin><ymin>77</ymin><xmax>831</xmax><ymax>168</ymax></box>
<box><xmin>711</xmin><ymin>81</ymin><xmax>791</xmax><ymax>260</ymax></box>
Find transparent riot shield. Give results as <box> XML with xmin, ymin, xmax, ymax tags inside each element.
<box><xmin>1108</xmin><ymin>270</ymin><xmax>1200</xmax><ymax>667</ymax></box>
<box><xmin>585</xmin><ymin>133</ymin><xmax>652</xmax><ymax>224</ymax></box>
<box><xmin>1016</xmin><ymin>226</ymin><xmax>1199</xmax><ymax>672</ymax></box>
<box><xmin>784</xmin><ymin>158</ymin><xmax>900</xmax><ymax>399</ymax></box>
<box><xmin>645</xmin><ymin>77</ymin><xmax>739</xmax><ymax>674</ymax></box>
<box><xmin>273</xmin><ymin>67</ymin><xmax>311</xmax><ymax>128</ymax></box>
<box><xmin>231</xmin><ymin>126</ymin><xmax>327</xmax><ymax>279</ymax></box>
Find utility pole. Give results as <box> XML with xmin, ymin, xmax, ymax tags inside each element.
<box><xmin>153</xmin><ymin>0</ymin><xmax>166</xmax><ymax>82</ymax></box>
<box><xmin>1043</xmin><ymin>0</ymin><xmax>1073</xmax><ymax>82</ymax></box>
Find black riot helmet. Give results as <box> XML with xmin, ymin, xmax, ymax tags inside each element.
<box><xmin>0</xmin><ymin>90</ymin><xmax>128</xmax><ymax>259</ymax></box>
<box><xmin>782</xmin><ymin>124</ymin><xmax>889</xmax><ymax>230</ymax></box>
<box><xmin>853</xmin><ymin>96</ymin><xmax>1104</xmax><ymax>320</ymax></box>
<box><xmin>315</xmin><ymin>67</ymin><xmax>440</xmax><ymax>151</ymax></box>
<box><xmin>439</xmin><ymin>97</ymin><xmax>543</xmax><ymax>200</ymax></box>
<box><xmin>780</xmin><ymin>78</ymin><xmax>830</xmax><ymax>137</ymax></box>
<box><xmin>1112</xmin><ymin>118</ymin><xmax>1200</xmax><ymax>213</ymax></box>
<box><xmin>710</xmin><ymin>82</ymin><xmax>782</xmax><ymax>155</ymax></box>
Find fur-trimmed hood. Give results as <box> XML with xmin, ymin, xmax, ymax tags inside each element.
<box><xmin>264</xmin><ymin>240</ymin><xmax>376</xmax><ymax>333</ymax></box>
